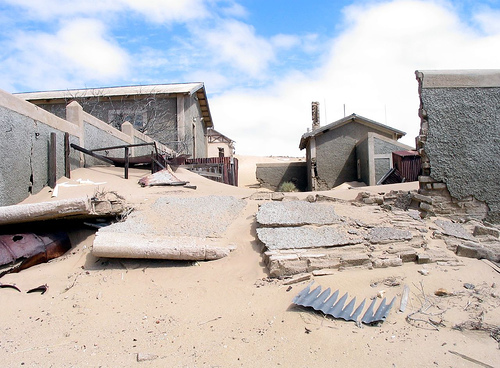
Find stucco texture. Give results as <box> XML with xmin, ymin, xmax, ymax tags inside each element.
<box><xmin>422</xmin><ymin>87</ymin><xmax>500</xmax><ymax>220</ymax></box>
<box><xmin>315</xmin><ymin>122</ymin><xmax>393</xmax><ymax>188</ymax></box>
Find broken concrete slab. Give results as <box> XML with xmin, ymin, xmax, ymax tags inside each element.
<box><xmin>92</xmin><ymin>232</ymin><xmax>235</xmax><ymax>260</ymax></box>
<box><xmin>368</xmin><ymin>227</ymin><xmax>413</xmax><ymax>244</ymax></box>
<box><xmin>256</xmin><ymin>201</ymin><xmax>340</xmax><ymax>227</ymax></box>
<box><xmin>257</xmin><ymin>226</ymin><xmax>362</xmax><ymax>250</ymax></box>
<box><xmin>434</xmin><ymin>219</ymin><xmax>474</xmax><ymax>240</ymax></box>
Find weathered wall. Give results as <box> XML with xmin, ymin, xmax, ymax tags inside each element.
<box><xmin>0</xmin><ymin>89</ymin><xmax>172</xmax><ymax>206</ymax></box>
<box><xmin>256</xmin><ymin>162</ymin><xmax>307</xmax><ymax>192</ymax></box>
<box><xmin>183</xmin><ymin>94</ymin><xmax>208</xmax><ymax>158</ymax></box>
<box><xmin>356</xmin><ymin>133</ymin><xmax>414</xmax><ymax>186</ymax></box>
<box><xmin>415</xmin><ymin>70</ymin><xmax>500</xmax><ymax>222</ymax></box>
<box><xmin>315</xmin><ymin>123</ymin><xmax>394</xmax><ymax>189</ymax></box>
<box><xmin>355</xmin><ymin>138</ymin><xmax>369</xmax><ymax>185</ymax></box>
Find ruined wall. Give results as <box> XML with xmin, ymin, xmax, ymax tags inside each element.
<box><xmin>256</xmin><ymin>162</ymin><xmax>307</xmax><ymax>192</ymax></box>
<box><xmin>0</xmin><ymin>89</ymin><xmax>172</xmax><ymax>206</ymax></box>
<box><xmin>415</xmin><ymin>70</ymin><xmax>500</xmax><ymax>223</ymax></box>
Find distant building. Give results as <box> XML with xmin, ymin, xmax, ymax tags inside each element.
<box><xmin>299</xmin><ymin>112</ymin><xmax>411</xmax><ymax>190</ymax></box>
<box><xmin>206</xmin><ymin>128</ymin><xmax>235</xmax><ymax>157</ymax></box>
<box><xmin>15</xmin><ymin>83</ymin><xmax>214</xmax><ymax>158</ymax></box>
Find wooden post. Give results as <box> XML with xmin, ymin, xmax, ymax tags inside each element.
<box><xmin>64</xmin><ymin>132</ymin><xmax>70</xmax><ymax>178</ymax></box>
<box><xmin>48</xmin><ymin>132</ymin><xmax>57</xmax><ymax>188</ymax></box>
<box><xmin>124</xmin><ymin>146</ymin><xmax>129</xmax><ymax>179</ymax></box>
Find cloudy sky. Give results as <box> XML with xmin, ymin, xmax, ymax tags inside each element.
<box><xmin>1</xmin><ymin>0</ymin><xmax>499</xmax><ymax>156</ymax></box>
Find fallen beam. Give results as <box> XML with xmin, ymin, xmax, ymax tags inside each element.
<box><xmin>0</xmin><ymin>197</ymin><xmax>125</xmax><ymax>225</ymax></box>
<box><xmin>92</xmin><ymin>232</ymin><xmax>234</xmax><ymax>261</ymax></box>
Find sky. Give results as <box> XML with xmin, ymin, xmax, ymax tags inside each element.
<box><xmin>1</xmin><ymin>0</ymin><xmax>499</xmax><ymax>157</ymax></box>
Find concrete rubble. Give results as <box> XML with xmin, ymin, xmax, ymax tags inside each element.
<box><xmin>255</xmin><ymin>189</ymin><xmax>500</xmax><ymax>277</ymax></box>
<box><xmin>92</xmin><ymin>195</ymin><xmax>245</xmax><ymax>261</ymax></box>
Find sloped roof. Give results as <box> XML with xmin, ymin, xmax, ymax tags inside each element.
<box><xmin>15</xmin><ymin>82</ymin><xmax>214</xmax><ymax>127</ymax></box>
<box><xmin>299</xmin><ymin>113</ymin><xmax>406</xmax><ymax>150</ymax></box>
<box><xmin>206</xmin><ymin>128</ymin><xmax>235</xmax><ymax>143</ymax></box>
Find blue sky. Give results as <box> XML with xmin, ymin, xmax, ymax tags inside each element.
<box><xmin>1</xmin><ymin>0</ymin><xmax>500</xmax><ymax>156</ymax></box>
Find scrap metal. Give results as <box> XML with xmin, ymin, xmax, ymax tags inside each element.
<box><xmin>292</xmin><ymin>283</ymin><xmax>396</xmax><ymax>325</ymax></box>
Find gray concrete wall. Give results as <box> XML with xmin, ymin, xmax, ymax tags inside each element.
<box><xmin>416</xmin><ymin>70</ymin><xmax>500</xmax><ymax>222</ymax></box>
<box><xmin>315</xmin><ymin>122</ymin><xmax>393</xmax><ymax>189</ymax></box>
<box><xmin>183</xmin><ymin>94</ymin><xmax>208</xmax><ymax>158</ymax></box>
<box><xmin>256</xmin><ymin>162</ymin><xmax>307</xmax><ymax>191</ymax></box>
<box><xmin>355</xmin><ymin>138</ymin><xmax>370</xmax><ymax>185</ymax></box>
<box><xmin>0</xmin><ymin>89</ymin><xmax>173</xmax><ymax>206</ymax></box>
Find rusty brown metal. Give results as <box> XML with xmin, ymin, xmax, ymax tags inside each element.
<box><xmin>0</xmin><ymin>232</ymin><xmax>71</xmax><ymax>278</ymax></box>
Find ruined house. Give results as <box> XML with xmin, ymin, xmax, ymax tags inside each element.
<box><xmin>415</xmin><ymin>70</ymin><xmax>500</xmax><ymax>223</ymax></box>
<box><xmin>15</xmin><ymin>83</ymin><xmax>214</xmax><ymax>158</ymax></box>
<box><xmin>206</xmin><ymin>128</ymin><xmax>235</xmax><ymax>158</ymax></box>
<box><xmin>299</xmin><ymin>110</ymin><xmax>411</xmax><ymax>190</ymax></box>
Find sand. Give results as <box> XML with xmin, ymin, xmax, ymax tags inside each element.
<box><xmin>0</xmin><ymin>160</ymin><xmax>499</xmax><ymax>367</ymax></box>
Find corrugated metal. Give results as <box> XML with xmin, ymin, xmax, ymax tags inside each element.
<box><xmin>293</xmin><ymin>283</ymin><xmax>396</xmax><ymax>325</ymax></box>
<box><xmin>392</xmin><ymin>151</ymin><xmax>421</xmax><ymax>182</ymax></box>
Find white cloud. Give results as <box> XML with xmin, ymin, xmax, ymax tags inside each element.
<box><xmin>2</xmin><ymin>0</ymin><xmax>210</xmax><ymax>23</ymax></box>
<box><xmin>2</xmin><ymin>19</ymin><xmax>129</xmax><ymax>90</ymax></box>
<box><xmin>200</xmin><ymin>20</ymin><xmax>276</xmax><ymax>77</ymax></box>
<box><xmin>474</xmin><ymin>9</ymin><xmax>500</xmax><ymax>35</ymax></box>
<box><xmin>210</xmin><ymin>0</ymin><xmax>500</xmax><ymax>156</ymax></box>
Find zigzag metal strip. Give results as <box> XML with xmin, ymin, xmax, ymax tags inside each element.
<box><xmin>292</xmin><ymin>283</ymin><xmax>396</xmax><ymax>324</ymax></box>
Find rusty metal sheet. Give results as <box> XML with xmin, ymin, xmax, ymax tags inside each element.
<box><xmin>292</xmin><ymin>283</ymin><xmax>395</xmax><ymax>325</ymax></box>
<box><xmin>0</xmin><ymin>232</ymin><xmax>71</xmax><ymax>278</ymax></box>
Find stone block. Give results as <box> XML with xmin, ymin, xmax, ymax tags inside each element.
<box><xmin>307</xmin><ymin>256</ymin><xmax>341</xmax><ymax>271</ymax></box>
<box><xmin>340</xmin><ymin>253</ymin><xmax>370</xmax><ymax>267</ymax></box>
<box><xmin>411</xmin><ymin>192</ymin><xmax>433</xmax><ymax>204</ymax></box>
<box><xmin>432</xmin><ymin>183</ymin><xmax>447</xmax><ymax>190</ymax></box>
<box><xmin>372</xmin><ymin>257</ymin><xmax>403</xmax><ymax>268</ymax></box>
<box><xmin>417</xmin><ymin>253</ymin><xmax>431</xmax><ymax>264</ymax></box>
<box><xmin>473</xmin><ymin>225</ymin><xmax>500</xmax><ymax>238</ymax></box>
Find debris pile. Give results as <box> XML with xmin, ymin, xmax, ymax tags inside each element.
<box><xmin>255</xmin><ymin>197</ymin><xmax>462</xmax><ymax>277</ymax></box>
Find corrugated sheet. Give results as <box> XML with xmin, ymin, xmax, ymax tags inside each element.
<box><xmin>293</xmin><ymin>283</ymin><xmax>396</xmax><ymax>325</ymax></box>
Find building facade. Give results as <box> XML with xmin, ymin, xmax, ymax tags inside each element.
<box><xmin>16</xmin><ymin>83</ymin><xmax>214</xmax><ymax>158</ymax></box>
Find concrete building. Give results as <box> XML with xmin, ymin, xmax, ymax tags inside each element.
<box><xmin>415</xmin><ymin>70</ymin><xmax>500</xmax><ymax>223</ymax></box>
<box><xmin>299</xmin><ymin>112</ymin><xmax>408</xmax><ymax>191</ymax></box>
<box><xmin>206</xmin><ymin>128</ymin><xmax>235</xmax><ymax>158</ymax></box>
<box><xmin>15</xmin><ymin>83</ymin><xmax>214</xmax><ymax>158</ymax></box>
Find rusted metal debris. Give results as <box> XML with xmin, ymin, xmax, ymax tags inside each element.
<box><xmin>27</xmin><ymin>284</ymin><xmax>48</xmax><ymax>295</ymax></box>
<box><xmin>292</xmin><ymin>283</ymin><xmax>396</xmax><ymax>325</ymax></box>
<box><xmin>0</xmin><ymin>232</ymin><xmax>71</xmax><ymax>278</ymax></box>
<box><xmin>0</xmin><ymin>283</ymin><xmax>21</xmax><ymax>292</ymax></box>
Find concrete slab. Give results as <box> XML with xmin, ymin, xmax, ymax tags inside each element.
<box><xmin>256</xmin><ymin>201</ymin><xmax>340</xmax><ymax>226</ymax></box>
<box><xmin>257</xmin><ymin>226</ymin><xmax>362</xmax><ymax>250</ymax></box>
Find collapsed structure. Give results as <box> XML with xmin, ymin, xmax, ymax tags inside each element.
<box><xmin>414</xmin><ymin>70</ymin><xmax>500</xmax><ymax>223</ymax></box>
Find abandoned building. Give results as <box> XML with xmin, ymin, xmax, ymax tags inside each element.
<box><xmin>299</xmin><ymin>110</ymin><xmax>413</xmax><ymax>190</ymax></box>
<box><xmin>15</xmin><ymin>83</ymin><xmax>215</xmax><ymax>159</ymax></box>
<box><xmin>206</xmin><ymin>128</ymin><xmax>235</xmax><ymax>158</ymax></box>
<box><xmin>414</xmin><ymin>69</ymin><xmax>500</xmax><ymax>223</ymax></box>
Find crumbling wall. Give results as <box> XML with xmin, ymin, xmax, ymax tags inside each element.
<box><xmin>415</xmin><ymin>70</ymin><xmax>500</xmax><ymax>223</ymax></box>
<box><xmin>0</xmin><ymin>89</ymin><xmax>172</xmax><ymax>207</ymax></box>
<box><xmin>256</xmin><ymin>162</ymin><xmax>307</xmax><ymax>191</ymax></box>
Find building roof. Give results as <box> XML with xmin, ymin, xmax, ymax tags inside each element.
<box><xmin>14</xmin><ymin>82</ymin><xmax>214</xmax><ymax>127</ymax></box>
<box><xmin>416</xmin><ymin>69</ymin><xmax>500</xmax><ymax>88</ymax></box>
<box><xmin>299</xmin><ymin>113</ymin><xmax>406</xmax><ymax>150</ymax></box>
<box><xmin>206</xmin><ymin>128</ymin><xmax>235</xmax><ymax>143</ymax></box>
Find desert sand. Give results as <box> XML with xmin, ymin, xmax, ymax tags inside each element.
<box><xmin>0</xmin><ymin>156</ymin><xmax>499</xmax><ymax>367</ymax></box>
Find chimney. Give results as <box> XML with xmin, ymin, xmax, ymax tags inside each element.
<box><xmin>311</xmin><ymin>101</ymin><xmax>320</xmax><ymax>130</ymax></box>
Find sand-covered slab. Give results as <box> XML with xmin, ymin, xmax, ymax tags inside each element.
<box><xmin>93</xmin><ymin>232</ymin><xmax>234</xmax><ymax>260</ymax></box>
